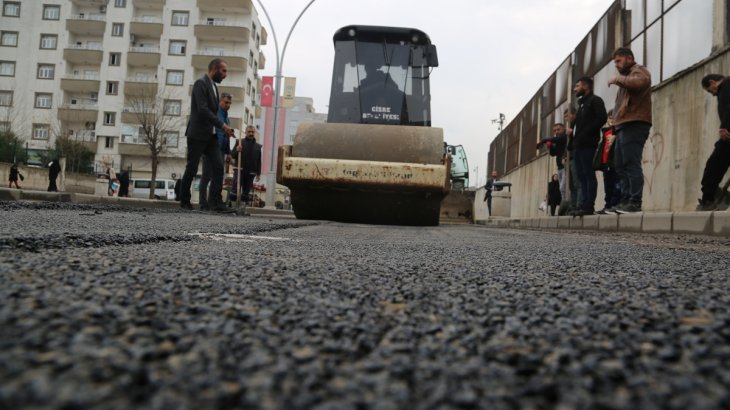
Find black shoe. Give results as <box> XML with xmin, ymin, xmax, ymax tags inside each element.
<box><xmin>596</xmin><ymin>208</ymin><xmax>608</xmax><ymax>215</ymax></box>
<box><xmin>210</xmin><ymin>203</ymin><xmax>235</xmax><ymax>213</ymax></box>
<box><xmin>615</xmin><ymin>202</ymin><xmax>642</xmax><ymax>214</ymax></box>
<box><xmin>180</xmin><ymin>201</ymin><xmax>193</xmax><ymax>210</ymax></box>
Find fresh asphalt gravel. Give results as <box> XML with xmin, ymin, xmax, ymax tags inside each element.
<box><xmin>1</xmin><ymin>201</ymin><xmax>729</xmax><ymax>409</ymax></box>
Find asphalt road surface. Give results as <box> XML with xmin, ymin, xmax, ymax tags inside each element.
<box><xmin>1</xmin><ymin>202</ymin><xmax>729</xmax><ymax>409</ymax></box>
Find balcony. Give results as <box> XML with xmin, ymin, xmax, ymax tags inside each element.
<box><xmin>197</xmin><ymin>0</ymin><xmax>252</xmax><ymax>13</ymax></box>
<box><xmin>188</xmin><ymin>84</ymin><xmax>243</xmax><ymax>101</ymax></box>
<box><xmin>261</xmin><ymin>26</ymin><xmax>268</xmax><ymax>45</ymax></box>
<box><xmin>119</xmin><ymin>142</ymin><xmax>150</xmax><ymax>156</ymax></box>
<box><xmin>124</xmin><ymin>77</ymin><xmax>159</xmax><ymax>97</ymax></box>
<box><xmin>71</xmin><ymin>0</ymin><xmax>107</xmax><ymax>5</ymax></box>
<box><xmin>60</xmin><ymin>74</ymin><xmax>101</xmax><ymax>93</ymax></box>
<box><xmin>192</xmin><ymin>50</ymin><xmax>247</xmax><ymax>72</ymax></box>
<box><xmin>127</xmin><ymin>46</ymin><xmax>161</xmax><ymax>67</ymax></box>
<box><xmin>258</xmin><ymin>51</ymin><xmax>266</xmax><ymax>70</ymax></box>
<box><xmin>194</xmin><ymin>20</ymin><xmax>250</xmax><ymax>42</ymax></box>
<box><xmin>66</xmin><ymin>14</ymin><xmax>106</xmax><ymax>35</ymax></box>
<box><xmin>64</xmin><ymin>43</ymin><xmax>104</xmax><ymax>65</ymax></box>
<box><xmin>130</xmin><ymin>16</ymin><xmax>163</xmax><ymax>37</ymax></box>
<box><xmin>133</xmin><ymin>0</ymin><xmax>165</xmax><ymax>9</ymax></box>
<box><xmin>121</xmin><ymin>106</ymin><xmax>150</xmax><ymax>123</ymax></box>
<box><xmin>58</xmin><ymin>102</ymin><xmax>99</xmax><ymax>123</ymax></box>
<box><xmin>71</xmin><ymin>130</ymin><xmax>98</xmax><ymax>151</ymax></box>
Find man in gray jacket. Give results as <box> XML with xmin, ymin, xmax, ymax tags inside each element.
<box><xmin>608</xmin><ymin>47</ymin><xmax>652</xmax><ymax>213</ymax></box>
<box><xmin>179</xmin><ymin>58</ymin><xmax>234</xmax><ymax>211</ymax></box>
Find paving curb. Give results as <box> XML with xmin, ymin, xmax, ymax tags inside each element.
<box><xmin>0</xmin><ymin>188</ymin><xmax>295</xmax><ymax>218</ymax></box>
<box><xmin>476</xmin><ymin>210</ymin><xmax>730</xmax><ymax>237</ymax></box>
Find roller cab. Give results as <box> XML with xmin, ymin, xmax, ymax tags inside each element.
<box><xmin>277</xmin><ymin>25</ymin><xmax>448</xmax><ymax>226</ymax></box>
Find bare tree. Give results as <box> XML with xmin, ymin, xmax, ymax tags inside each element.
<box><xmin>0</xmin><ymin>86</ymin><xmax>32</xmax><ymax>163</ymax></box>
<box><xmin>126</xmin><ymin>86</ymin><xmax>185</xmax><ymax>199</ymax></box>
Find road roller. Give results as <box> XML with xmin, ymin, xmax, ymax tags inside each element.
<box><xmin>277</xmin><ymin>25</ymin><xmax>449</xmax><ymax>226</ymax></box>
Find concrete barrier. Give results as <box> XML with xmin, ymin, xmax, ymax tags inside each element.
<box><xmin>618</xmin><ymin>213</ymin><xmax>643</xmax><ymax>233</ymax></box>
<box><xmin>642</xmin><ymin>212</ymin><xmax>673</xmax><ymax>233</ymax></box>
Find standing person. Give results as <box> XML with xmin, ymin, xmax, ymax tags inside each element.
<box><xmin>47</xmin><ymin>158</ymin><xmax>61</xmax><ymax>192</ymax></box>
<box><xmin>231</xmin><ymin>125</ymin><xmax>262</xmax><ymax>204</ymax></box>
<box><xmin>537</xmin><ymin>123</ymin><xmax>568</xmax><ymax>198</ymax></box>
<box><xmin>106</xmin><ymin>165</ymin><xmax>116</xmax><ymax>196</ymax></box>
<box><xmin>698</xmin><ymin>74</ymin><xmax>730</xmax><ymax>210</ymax></box>
<box><xmin>572</xmin><ymin>77</ymin><xmax>607</xmax><ymax>216</ymax></box>
<box><xmin>608</xmin><ymin>47</ymin><xmax>652</xmax><ymax>213</ymax></box>
<box><xmin>483</xmin><ymin>170</ymin><xmax>500</xmax><ymax>215</ymax></box>
<box><xmin>547</xmin><ymin>173</ymin><xmax>562</xmax><ymax>216</ymax></box>
<box><xmin>595</xmin><ymin>111</ymin><xmax>621</xmax><ymax>213</ymax></box>
<box><xmin>179</xmin><ymin>59</ymin><xmax>235</xmax><ymax>211</ymax></box>
<box><xmin>564</xmin><ymin>107</ymin><xmax>582</xmax><ymax>215</ymax></box>
<box><xmin>8</xmin><ymin>163</ymin><xmax>22</xmax><ymax>189</ymax></box>
<box><xmin>198</xmin><ymin>93</ymin><xmax>233</xmax><ymax>211</ymax></box>
<box><xmin>117</xmin><ymin>170</ymin><xmax>130</xmax><ymax>197</ymax></box>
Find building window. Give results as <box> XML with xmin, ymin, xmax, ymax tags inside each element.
<box><xmin>105</xmin><ymin>136</ymin><xmax>114</xmax><ymax>148</ymax></box>
<box><xmin>40</xmin><ymin>34</ymin><xmax>57</xmax><ymax>49</ymax></box>
<box><xmin>0</xmin><ymin>90</ymin><xmax>12</xmax><ymax>106</ymax></box>
<box><xmin>245</xmin><ymin>108</ymin><xmax>250</xmax><ymax>125</ymax></box>
<box><xmin>3</xmin><ymin>1</ymin><xmax>20</xmax><ymax>17</ymax></box>
<box><xmin>0</xmin><ymin>61</ymin><xmax>15</xmax><ymax>76</ymax></box>
<box><xmin>163</xmin><ymin>100</ymin><xmax>181</xmax><ymax>116</ymax></box>
<box><xmin>32</xmin><ymin>124</ymin><xmax>50</xmax><ymax>140</ymax></box>
<box><xmin>35</xmin><ymin>93</ymin><xmax>52</xmax><ymax>109</ymax></box>
<box><xmin>163</xmin><ymin>131</ymin><xmax>178</xmax><ymax>147</ymax></box>
<box><xmin>166</xmin><ymin>70</ymin><xmax>184</xmax><ymax>85</ymax></box>
<box><xmin>1</xmin><ymin>31</ymin><xmax>18</xmax><ymax>47</ymax></box>
<box><xmin>171</xmin><ymin>11</ymin><xmax>189</xmax><ymax>26</ymax></box>
<box><xmin>252</xmin><ymin>22</ymin><xmax>256</xmax><ymax>38</ymax></box>
<box><xmin>112</xmin><ymin>23</ymin><xmax>124</xmax><ymax>37</ymax></box>
<box><xmin>42</xmin><ymin>4</ymin><xmax>60</xmax><ymax>20</ymax></box>
<box><xmin>37</xmin><ymin>64</ymin><xmax>55</xmax><ymax>79</ymax></box>
<box><xmin>109</xmin><ymin>52</ymin><xmax>121</xmax><ymax>66</ymax></box>
<box><xmin>114</xmin><ymin>0</ymin><xmax>126</xmax><ymax>7</ymax></box>
<box><xmin>247</xmin><ymin>79</ymin><xmax>252</xmax><ymax>95</ymax></box>
<box><xmin>106</xmin><ymin>81</ymin><xmax>118</xmax><ymax>95</ymax></box>
<box><xmin>168</xmin><ymin>40</ymin><xmax>186</xmax><ymax>55</ymax></box>
<box><xmin>103</xmin><ymin>112</ymin><xmax>115</xmax><ymax>125</ymax></box>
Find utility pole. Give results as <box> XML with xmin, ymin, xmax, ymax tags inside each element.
<box><xmin>256</xmin><ymin>0</ymin><xmax>317</xmax><ymax>208</ymax></box>
<box><xmin>492</xmin><ymin>113</ymin><xmax>505</xmax><ymax>132</ymax></box>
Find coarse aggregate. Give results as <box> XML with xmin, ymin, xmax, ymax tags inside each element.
<box><xmin>1</xmin><ymin>201</ymin><xmax>729</xmax><ymax>409</ymax></box>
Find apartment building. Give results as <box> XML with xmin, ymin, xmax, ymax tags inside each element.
<box><xmin>0</xmin><ymin>0</ymin><xmax>267</xmax><ymax>180</ymax></box>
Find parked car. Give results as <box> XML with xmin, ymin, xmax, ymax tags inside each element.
<box><xmin>130</xmin><ymin>178</ymin><xmax>176</xmax><ymax>200</ymax></box>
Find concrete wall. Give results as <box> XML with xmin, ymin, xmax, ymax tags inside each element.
<box><xmin>499</xmin><ymin>48</ymin><xmax>730</xmax><ymax>219</ymax></box>
<box><xmin>0</xmin><ymin>161</ymin><xmax>96</xmax><ymax>194</ymax></box>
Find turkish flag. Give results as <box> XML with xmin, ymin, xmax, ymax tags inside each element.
<box><xmin>261</xmin><ymin>76</ymin><xmax>274</xmax><ymax>107</ymax></box>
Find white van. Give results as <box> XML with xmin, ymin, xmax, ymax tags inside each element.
<box><xmin>130</xmin><ymin>179</ymin><xmax>176</xmax><ymax>200</ymax></box>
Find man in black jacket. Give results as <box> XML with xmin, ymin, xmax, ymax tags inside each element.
<box><xmin>572</xmin><ymin>76</ymin><xmax>607</xmax><ymax>215</ymax></box>
<box><xmin>699</xmin><ymin>74</ymin><xmax>730</xmax><ymax>210</ymax></box>
<box><xmin>179</xmin><ymin>58</ymin><xmax>235</xmax><ymax>211</ymax></box>
<box><xmin>231</xmin><ymin>125</ymin><xmax>262</xmax><ymax>204</ymax></box>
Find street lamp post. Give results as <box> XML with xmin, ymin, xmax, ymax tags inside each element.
<box><xmin>255</xmin><ymin>0</ymin><xmax>316</xmax><ymax>209</ymax></box>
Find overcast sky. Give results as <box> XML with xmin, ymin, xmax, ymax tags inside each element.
<box><xmin>256</xmin><ymin>0</ymin><xmax>616</xmax><ymax>187</ymax></box>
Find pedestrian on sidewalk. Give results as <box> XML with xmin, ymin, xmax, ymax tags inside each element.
<box><xmin>608</xmin><ymin>47</ymin><xmax>652</xmax><ymax>214</ymax></box>
<box><xmin>564</xmin><ymin>107</ymin><xmax>582</xmax><ymax>215</ymax></box>
<box><xmin>595</xmin><ymin>111</ymin><xmax>621</xmax><ymax>213</ymax></box>
<box><xmin>48</xmin><ymin>158</ymin><xmax>61</xmax><ymax>192</ymax></box>
<box><xmin>483</xmin><ymin>170</ymin><xmax>501</xmax><ymax>215</ymax></box>
<box><xmin>698</xmin><ymin>74</ymin><xmax>730</xmax><ymax>211</ymax></box>
<box><xmin>537</xmin><ymin>123</ymin><xmax>568</xmax><ymax>198</ymax></box>
<box><xmin>547</xmin><ymin>173</ymin><xmax>562</xmax><ymax>216</ymax></box>
<box><xmin>8</xmin><ymin>163</ymin><xmax>22</xmax><ymax>189</ymax></box>
<box><xmin>572</xmin><ymin>76</ymin><xmax>607</xmax><ymax>216</ymax></box>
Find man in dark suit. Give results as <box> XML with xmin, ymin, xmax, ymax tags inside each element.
<box><xmin>179</xmin><ymin>58</ymin><xmax>234</xmax><ymax>211</ymax></box>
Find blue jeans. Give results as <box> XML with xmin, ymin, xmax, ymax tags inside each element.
<box><xmin>569</xmin><ymin>158</ymin><xmax>582</xmax><ymax>210</ymax></box>
<box><xmin>602</xmin><ymin>168</ymin><xmax>621</xmax><ymax>208</ymax></box>
<box><xmin>573</xmin><ymin>148</ymin><xmax>598</xmax><ymax>211</ymax></box>
<box><xmin>614</xmin><ymin>123</ymin><xmax>651</xmax><ymax>205</ymax></box>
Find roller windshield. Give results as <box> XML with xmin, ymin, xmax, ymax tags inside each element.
<box><xmin>327</xmin><ymin>29</ymin><xmax>435</xmax><ymax>126</ymax></box>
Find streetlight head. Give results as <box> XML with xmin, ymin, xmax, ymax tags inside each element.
<box><xmin>348</xmin><ymin>28</ymin><xmax>356</xmax><ymax>37</ymax></box>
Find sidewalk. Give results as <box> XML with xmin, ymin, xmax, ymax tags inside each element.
<box><xmin>0</xmin><ymin>187</ymin><xmax>295</xmax><ymax>218</ymax></box>
<box><xmin>477</xmin><ymin>211</ymin><xmax>730</xmax><ymax>237</ymax></box>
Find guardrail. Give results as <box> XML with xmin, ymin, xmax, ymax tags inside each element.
<box><xmin>131</xmin><ymin>16</ymin><xmax>163</xmax><ymax>24</ymax></box>
<box><xmin>63</xmin><ymin>74</ymin><xmax>100</xmax><ymax>80</ymax></box>
<box><xmin>126</xmin><ymin>76</ymin><xmax>157</xmax><ymax>83</ymax></box>
<box><xmin>197</xmin><ymin>20</ymin><xmax>247</xmax><ymax>28</ymax></box>
<box><xmin>68</xmin><ymin>14</ymin><xmax>105</xmax><ymax>21</ymax></box>
<box><xmin>128</xmin><ymin>46</ymin><xmax>160</xmax><ymax>53</ymax></box>
<box><xmin>66</xmin><ymin>43</ymin><xmax>103</xmax><ymax>51</ymax></box>
<box><xmin>61</xmin><ymin>102</ymin><xmax>98</xmax><ymax>110</ymax></box>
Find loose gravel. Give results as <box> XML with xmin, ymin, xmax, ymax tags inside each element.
<box><xmin>1</xmin><ymin>201</ymin><xmax>729</xmax><ymax>409</ymax></box>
